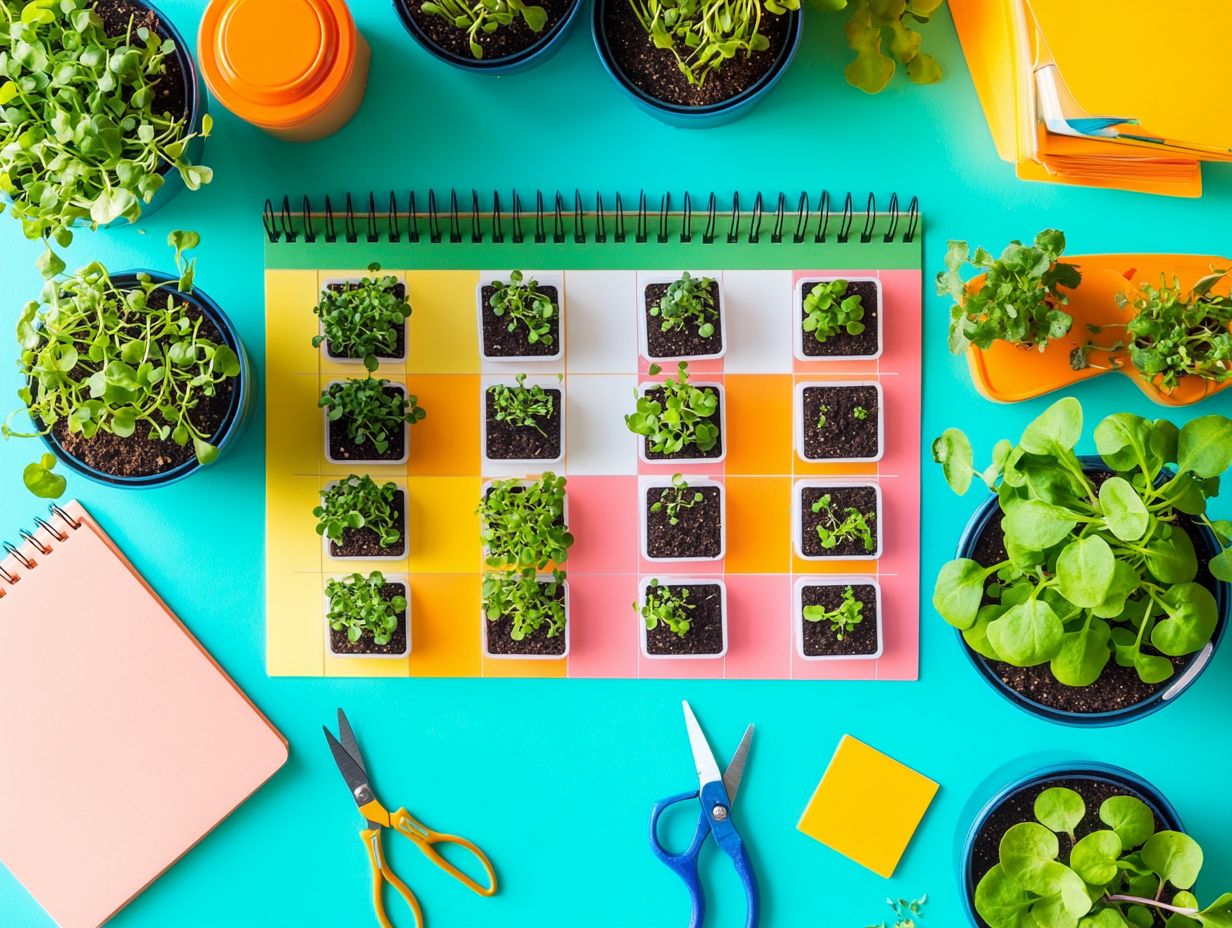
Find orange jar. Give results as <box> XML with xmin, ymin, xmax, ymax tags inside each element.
<box><xmin>199</xmin><ymin>0</ymin><xmax>370</xmax><ymax>142</ymax></box>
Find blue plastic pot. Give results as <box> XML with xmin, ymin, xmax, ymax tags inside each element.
<box><xmin>393</xmin><ymin>0</ymin><xmax>584</xmax><ymax>74</ymax></box>
<box><xmin>592</xmin><ymin>0</ymin><xmax>802</xmax><ymax>127</ymax></box>
<box><xmin>36</xmin><ymin>272</ymin><xmax>252</xmax><ymax>489</ymax></box>
<box><xmin>958</xmin><ymin>760</ymin><xmax>1183</xmax><ymax>928</ymax></box>
<box><xmin>953</xmin><ymin>456</ymin><xmax>1229</xmax><ymax>726</ymax></box>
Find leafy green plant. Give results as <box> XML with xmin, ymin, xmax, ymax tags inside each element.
<box><xmin>311</xmin><ymin>264</ymin><xmax>411</xmax><ymax>372</ymax></box>
<box><xmin>635</xmin><ymin>579</ymin><xmax>694</xmax><ymax>638</ymax></box>
<box><xmin>811</xmin><ymin>0</ymin><xmax>943</xmax><ymax>94</ymax></box>
<box><xmin>974</xmin><ymin>785</ymin><xmax>1232</xmax><ymax>928</ymax></box>
<box><xmin>628</xmin><ymin>0</ymin><xmax>799</xmax><ymax>87</ymax></box>
<box><xmin>482</xmin><ymin>568</ymin><xmax>567</xmax><ymax>641</ymax></box>
<box><xmin>314</xmin><ymin>475</ymin><xmax>401</xmax><ymax>547</ymax></box>
<box><xmin>649</xmin><ymin>272</ymin><xmax>718</xmax><ymax>340</ymax></box>
<box><xmin>803</xmin><ymin>584</ymin><xmax>864</xmax><ymax>640</ymax></box>
<box><xmin>651</xmin><ymin>473</ymin><xmax>704</xmax><ymax>526</ymax></box>
<box><xmin>932</xmin><ymin>397</ymin><xmax>1232</xmax><ymax>687</ymax></box>
<box><xmin>802</xmin><ymin>279</ymin><xmax>865</xmax><ymax>344</ymax></box>
<box><xmin>421</xmin><ymin>0</ymin><xmax>547</xmax><ymax>59</ymax></box>
<box><xmin>865</xmin><ymin>895</ymin><xmax>927</xmax><ymax>928</ymax></box>
<box><xmin>488</xmin><ymin>373</ymin><xmax>559</xmax><ymax>435</ymax></box>
<box><xmin>478</xmin><ymin>472</ymin><xmax>573</xmax><ymax>569</ymax></box>
<box><xmin>325</xmin><ymin>571</ymin><xmax>405</xmax><ymax>647</ymax></box>
<box><xmin>488</xmin><ymin>270</ymin><xmax>557</xmax><ymax>348</ymax></box>
<box><xmin>811</xmin><ymin>493</ymin><xmax>876</xmax><ymax>551</ymax></box>
<box><xmin>939</xmin><ymin>229</ymin><xmax>1082</xmax><ymax>355</ymax></box>
<box><xmin>625</xmin><ymin>361</ymin><xmax>720</xmax><ymax>455</ymax></box>
<box><xmin>320</xmin><ymin>377</ymin><xmax>425</xmax><ymax>455</ymax></box>
<box><xmin>0</xmin><ymin>0</ymin><xmax>213</xmax><ymax>250</ymax></box>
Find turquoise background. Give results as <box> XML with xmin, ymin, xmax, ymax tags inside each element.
<box><xmin>3</xmin><ymin>3</ymin><xmax>1232</xmax><ymax>926</ymax></box>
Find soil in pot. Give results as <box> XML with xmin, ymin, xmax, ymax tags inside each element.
<box><xmin>485</xmin><ymin>387</ymin><xmax>562</xmax><ymax>460</ymax></box>
<box><xmin>324</xmin><ymin>281</ymin><xmax>407</xmax><ymax>362</ymax></box>
<box><xmin>401</xmin><ymin>0</ymin><xmax>574</xmax><ymax>61</ymax></box>
<box><xmin>99</xmin><ymin>0</ymin><xmax>188</xmax><ymax>129</ymax></box>
<box><xmin>329</xmin><ymin>490</ymin><xmax>407</xmax><ymax>558</ymax></box>
<box><xmin>602</xmin><ymin>0</ymin><xmax>792</xmax><ymax>107</ymax></box>
<box><xmin>645</xmin><ymin>485</ymin><xmax>721</xmax><ymax>559</ymax></box>
<box><xmin>327</xmin><ymin>385</ymin><xmax>407</xmax><ymax>462</ymax></box>
<box><xmin>644</xmin><ymin>281</ymin><xmax>722</xmax><ymax>358</ymax></box>
<box><xmin>799</xmin><ymin>485</ymin><xmax>879</xmax><ymax>558</ymax></box>
<box><xmin>486</xmin><ymin>585</ymin><xmax>568</xmax><ymax>657</ymax></box>
<box><xmin>642</xmin><ymin>386</ymin><xmax>723</xmax><ymax>461</ymax></box>
<box><xmin>480</xmin><ymin>284</ymin><xmax>560</xmax><ymax>358</ymax></box>
<box><xmin>645</xmin><ymin>583</ymin><xmax>725</xmax><ymax>655</ymax></box>
<box><xmin>801</xmin><ymin>384</ymin><xmax>880</xmax><ymax>460</ymax></box>
<box><xmin>800</xmin><ymin>583</ymin><xmax>879</xmax><ymax>657</ymax></box>
<box><xmin>800</xmin><ymin>280</ymin><xmax>880</xmax><ymax>358</ymax></box>
<box><xmin>329</xmin><ymin>582</ymin><xmax>408</xmax><ymax>655</ymax></box>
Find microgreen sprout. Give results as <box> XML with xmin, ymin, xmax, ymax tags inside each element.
<box><xmin>651</xmin><ymin>473</ymin><xmax>703</xmax><ymax>526</ymax></box>
<box><xmin>811</xmin><ymin>493</ymin><xmax>876</xmax><ymax>552</ymax></box>
<box><xmin>320</xmin><ymin>377</ymin><xmax>425</xmax><ymax>455</ymax></box>
<box><xmin>803</xmin><ymin>584</ymin><xmax>863</xmax><ymax>640</ymax></box>
<box><xmin>312</xmin><ymin>263</ymin><xmax>411</xmax><ymax>372</ymax></box>
<box><xmin>478</xmin><ymin>472</ymin><xmax>573</xmax><ymax>570</ymax></box>
<box><xmin>814</xmin><ymin>0</ymin><xmax>942</xmax><ymax>94</ymax></box>
<box><xmin>489</xmin><ymin>270</ymin><xmax>557</xmax><ymax>348</ymax></box>
<box><xmin>802</xmin><ymin>279</ymin><xmax>865</xmax><ymax>344</ymax></box>
<box><xmin>325</xmin><ymin>571</ymin><xmax>405</xmax><ymax>647</ymax></box>
<box><xmin>421</xmin><ymin>0</ymin><xmax>547</xmax><ymax>59</ymax></box>
<box><xmin>314</xmin><ymin>475</ymin><xmax>401</xmax><ymax>547</ymax></box>
<box><xmin>816</xmin><ymin>403</ymin><xmax>830</xmax><ymax>430</ymax></box>
<box><xmin>482</xmin><ymin>568</ymin><xmax>566</xmax><ymax>641</ymax></box>
<box><xmin>634</xmin><ymin>579</ymin><xmax>694</xmax><ymax>638</ymax></box>
<box><xmin>865</xmin><ymin>894</ymin><xmax>927</xmax><ymax>928</ymax></box>
<box><xmin>488</xmin><ymin>373</ymin><xmax>559</xmax><ymax>436</ymax></box>
<box><xmin>853</xmin><ymin>406</ymin><xmax>869</xmax><ymax>420</ymax></box>
<box><xmin>625</xmin><ymin>361</ymin><xmax>720</xmax><ymax>455</ymax></box>
<box><xmin>650</xmin><ymin>272</ymin><xmax>718</xmax><ymax>339</ymax></box>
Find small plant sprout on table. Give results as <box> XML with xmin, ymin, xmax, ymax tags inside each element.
<box><xmin>478</xmin><ymin>472</ymin><xmax>573</xmax><ymax>570</ymax></box>
<box><xmin>314</xmin><ymin>475</ymin><xmax>403</xmax><ymax>556</ymax></box>
<box><xmin>325</xmin><ymin>571</ymin><xmax>407</xmax><ymax>655</ymax></box>
<box><xmin>644</xmin><ymin>474</ymin><xmax>723</xmax><ymax>560</ymax></box>
<box><xmin>644</xmin><ymin>272</ymin><xmax>722</xmax><ymax>358</ymax></box>
<box><xmin>865</xmin><ymin>894</ymin><xmax>926</xmax><ymax>928</ymax></box>
<box><xmin>312</xmin><ymin>264</ymin><xmax>411</xmax><ymax>371</ymax></box>
<box><xmin>320</xmin><ymin>377</ymin><xmax>425</xmax><ymax>462</ymax></box>
<box><xmin>421</xmin><ymin>0</ymin><xmax>548</xmax><ymax>59</ymax></box>
<box><xmin>626</xmin><ymin>362</ymin><xmax>722</xmax><ymax>460</ymax></box>
<box><xmin>635</xmin><ymin>578</ymin><xmax>726</xmax><ymax>656</ymax></box>
<box><xmin>811</xmin><ymin>493</ymin><xmax>875</xmax><ymax>552</ymax></box>
<box><xmin>636</xmin><ymin>578</ymin><xmax>694</xmax><ymax>638</ymax></box>
<box><xmin>484</xmin><ymin>373</ymin><xmax>563</xmax><ymax>461</ymax></box>
<box><xmin>813</xmin><ymin>0</ymin><xmax>942</xmax><ymax>94</ymax></box>
<box><xmin>802</xmin><ymin>279</ymin><xmax>865</xmax><ymax>342</ymax></box>
<box><xmin>482</xmin><ymin>270</ymin><xmax>560</xmax><ymax>358</ymax></box>
<box><xmin>482</xmin><ymin>568</ymin><xmax>567</xmax><ymax>656</ymax></box>
<box><xmin>652</xmin><ymin>473</ymin><xmax>703</xmax><ymax>525</ymax></box>
<box><xmin>804</xmin><ymin>584</ymin><xmax>863</xmax><ymax>641</ymax></box>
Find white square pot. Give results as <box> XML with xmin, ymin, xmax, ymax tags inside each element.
<box><xmin>793</xmin><ymin>380</ymin><xmax>885</xmax><ymax>464</ymax></box>
<box><xmin>320</xmin><ymin>478</ymin><xmax>409</xmax><ymax>562</ymax></box>
<box><xmin>323</xmin><ymin>380</ymin><xmax>411</xmax><ymax>466</ymax></box>
<box><xmin>323</xmin><ymin>573</ymin><xmax>411</xmax><ymax>659</ymax></box>
<box><xmin>794</xmin><ymin>576</ymin><xmax>883</xmax><ymax>661</ymax></box>
<box><xmin>637</xmin><ymin>576</ymin><xmax>728</xmax><ymax>660</ymax></box>
<box><xmin>638</xmin><ymin>272</ymin><xmax>726</xmax><ymax>362</ymax></box>
<box><xmin>639</xmin><ymin>476</ymin><xmax>725</xmax><ymax>563</ymax></box>
<box><xmin>476</xmin><ymin>271</ymin><xmax>565</xmax><ymax>363</ymax></box>
<box><xmin>480</xmin><ymin>477</ymin><xmax>571</xmax><ymax>565</ymax></box>
<box><xmin>793</xmin><ymin>276</ymin><xmax>883</xmax><ymax>363</ymax></box>
<box><xmin>792</xmin><ymin>479</ymin><xmax>883</xmax><ymax>561</ymax></box>
<box><xmin>481</xmin><ymin>575</ymin><xmax>570</xmax><ymax>660</ymax></box>
<box><xmin>319</xmin><ymin>275</ymin><xmax>409</xmax><ymax>366</ymax></box>
<box><xmin>635</xmin><ymin>381</ymin><xmax>726</xmax><ymax>466</ymax></box>
<box><xmin>480</xmin><ymin>375</ymin><xmax>566</xmax><ymax>467</ymax></box>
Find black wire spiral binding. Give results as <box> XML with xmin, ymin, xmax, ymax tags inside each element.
<box><xmin>0</xmin><ymin>504</ymin><xmax>82</xmax><ymax>588</ymax></box>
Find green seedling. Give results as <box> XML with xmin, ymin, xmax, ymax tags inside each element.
<box><xmin>625</xmin><ymin>361</ymin><xmax>720</xmax><ymax>455</ymax></box>
<box><xmin>314</xmin><ymin>475</ymin><xmax>402</xmax><ymax>548</ymax></box>
<box><xmin>488</xmin><ymin>270</ymin><xmax>557</xmax><ymax>348</ymax></box>
<box><xmin>312</xmin><ymin>263</ymin><xmax>411</xmax><ymax>372</ymax></box>
<box><xmin>866</xmin><ymin>894</ymin><xmax>927</xmax><ymax>928</ymax></box>
<box><xmin>803</xmin><ymin>584</ymin><xmax>864</xmax><ymax>640</ymax></box>
<box><xmin>22</xmin><ymin>451</ymin><xmax>64</xmax><ymax>498</ymax></box>
<box><xmin>932</xmin><ymin>396</ymin><xmax>1232</xmax><ymax>687</ymax></box>
<box><xmin>802</xmin><ymin>279</ymin><xmax>865</xmax><ymax>344</ymax></box>
<box><xmin>478</xmin><ymin>472</ymin><xmax>573</xmax><ymax>570</ymax></box>
<box><xmin>421</xmin><ymin>0</ymin><xmax>547</xmax><ymax>59</ymax></box>
<box><xmin>649</xmin><ymin>272</ymin><xmax>718</xmax><ymax>340</ymax></box>
<box><xmin>634</xmin><ymin>579</ymin><xmax>694</xmax><ymax>638</ymax></box>
<box><xmin>319</xmin><ymin>377</ymin><xmax>425</xmax><ymax>455</ymax></box>
<box><xmin>811</xmin><ymin>493</ymin><xmax>876</xmax><ymax>552</ymax></box>
<box><xmin>651</xmin><ymin>473</ymin><xmax>704</xmax><ymax>526</ymax></box>
<box><xmin>325</xmin><ymin>571</ymin><xmax>405</xmax><ymax>647</ymax></box>
<box><xmin>482</xmin><ymin>567</ymin><xmax>567</xmax><ymax>641</ymax></box>
<box><xmin>853</xmin><ymin>406</ymin><xmax>869</xmax><ymax>420</ymax></box>
<box><xmin>812</xmin><ymin>0</ymin><xmax>943</xmax><ymax>93</ymax></box>
<box><xmin>816</xmin><ymin>403</ymin><xmax>830</xmax><ymax>430</ymax></box>
<box><xmin>489</xmin><ymin>373</ymin><xmax>559</xmax><ymax>436</ymax></box>
<box><xmin>939</xmin><ymin>229</ymin><xmax>1082</xmax><ymax>355</ymax></box>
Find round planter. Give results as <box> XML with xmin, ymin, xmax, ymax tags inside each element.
<box><xmin>953</xmin><ymin>456</ymin><xmax>1229</xmax><ymax>726</ymax></box>
<box><xmin>393</xmin><ymin>0</ymin><xmax>583</xmax><ymax>74</ymax></box>
<box><xmin>959</xmin><ymin>761</ymin><xmax>1183</xmax><ymax>928</ymax></box>
<box><xmin>35</xmin><ymin>272</ymin><xmax>252</xmax><ymax>489</ymax></box>
<box><xmin>591</xmin><ymin>0</ymin><xmax>802</xmax><ymax>127</ymax></box>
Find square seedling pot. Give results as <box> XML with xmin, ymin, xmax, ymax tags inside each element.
<box><xmin>323</xmin><ymin>380</ymin><xmax>411</xmax><ymax>466</ymax></box>
<box><xmin>480</xmin><ymin>375</ymin><xmax>566</xmax><ymax>467</ymax></box>
<box><xmin>479</xmin><ymin>478</ymin><xmax>571</xmax><ymax>564</ymax></box>
<box><xmin>639</xmin><ymin>476</ymin><xmax>725</xmax><ymax>563</ymax></box>
<box><xmin>321</xmin><ymin>479</ymin><xmax>409</xmax><ymax>562</ymax></box>
<box><xmin>792</xmin><ymin>479</ymin><xmax>883</xmax><ymax>561</ymax></box>
<box><xmin>319</xmin><ymin>275</ymin><xmax>409</xmax><ymax>366</ymax></box>
<box><xmin>793</xmin><ymin>380</ymin><xmax>885</xmax><ymax>464</ymax></box>
<box><xmin>794</xmin><ymin>276</ymin><xmax>883</xmax><ymax>363</ymax></box>
<box><xmin>323</xmin><ymin>573</ymin><xmax>411</xmax><ymax>659</ymax></box>
<box><xmin>638</xmin><ymin>576</ymin><xmax>728</xmax><ymax>660</ymax></box>
<box><xmin>793</xmin><ymin>576</ymin><xmax>883</xmax><ymax>661</ymax></box>
<box><xmin>475</xmin><ymin>271</ymin><xmax>565</xmax><ymax>363</ymax></box>
<box><xmin>635</xmin><ymin>381</ymin><xmax>726</xmax><ymax>465</ymax></box>
<box><xmin>481</xmin><ymin>575</ymin><xmax>571</xmax><ymax>660</ymax></box>
<box><xmin>638</xmin><ymin>272</ymin><xmax>726</xmax><ymax>362</ymax></box>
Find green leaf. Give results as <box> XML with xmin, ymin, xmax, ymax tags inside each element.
<box><xmin>1099</xmin><ymin>795</ymin><xmax>1155</xmax><ymax>849</ymax></box>
<box><xmin>23</xmin><ymin>453</ymin><xmax>66</xmax><ymax>499</ymax></box>
<box><xmin>1095</xmin><ymin>413</ymin><xmax>1152</xmax><ymax>472</ymax></box>
<box><xmin>1069</xmin><ymin>830</ymin><xmax>1122</xmax><ymax>886</ymax></box>
<box><xmin>933</xmin><ymin>427</ymin><xmax>973</xmax><ymax>494</ymax></box>
<box><xmin>1055</xmin><ymin>536</ymin><xmax>1115</xmax><ymax>608</ymax></box>
<box><xmin>192</xmin><ymin>435</ymin><xmax>220</xmax><ymax>465</ymax></box>
<box><xmin>932</xmin><ymin>558</ymin><xmax>987</xmax><ymax>629</ymax></box>
<box><xmin>974</xmin><ymin>864</ymin><xmax>1035</xmax><ymax>928</ymax></box>
<box><xmin>1144</xmin><ymin>529</ymin><xmax>1198</xmax><ymax>584</ymax></box>
<box><xmin>1141</xmin><ymin>831</ymin><xmax>1203</xmax><ymax>890</ymax></box>
<box><xmin>1152</xmin><ymin>583</ymin><xmax>1217</xmax><ymax>656</ymax></box>
<box><xmin>1020</xmin><ymin>397</ymin><xmax>1082</xmax><ymax>455</ymax></box>
<box><xmin>1099</xmin><ymin>477</ymin><xmax>1149</xmax><ymax>541</ymax></box>
<box><xmin>1003</xmin><ymin>498</ymin><xmax>1078</xmax><ymax>550</ymax></box>
<box><xmin>987</xmin><ymin>600</ymin><xmax>1064</xmax><ymax>665</ymax></box>
<box><xmin>1034</xmin><ymin>787</ymin><xmax>1085</xmax><ymax>836</ymax></box>
<box><xmin>1050</xmin><ymin>618</ymin><xmax>1111</xmax><ymax>686</ymax></box>
<box><xmin>1178</xmin><ymin>416</ymin><xmax>1232</xmax><ymax>478</ymax></box>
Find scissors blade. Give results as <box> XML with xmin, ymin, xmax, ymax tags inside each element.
<box><xmin>682</xmin><ymin>700</ymin><xmax>725</xmax><ymax>798</ymax></box>
<box><xmin>722</xmin><ymin>725</ymin><xmax>753</xmax><ymax>807</ymax></box>
<box><xmin>335</xmin><ymin>708</ymin><xmax>367</xmax><ymax>775</ymax></box>
<box><xmin>324</xmin><ymin>726</ymin><xmax>373</xmax><ymax>806</ymax></box>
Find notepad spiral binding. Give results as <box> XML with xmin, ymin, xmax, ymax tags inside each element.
<box><xmin>262</xmin><ymin>189</ymin><xmax>919</xmax><ymax>247</ymax></box>
<box><xmin>0</xmin><ymin>504</ymin><xmax>82</xmax><ymax>586</ymax></box>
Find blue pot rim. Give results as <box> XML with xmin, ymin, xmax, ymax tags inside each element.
<box><xmin>591</xmin><ymin>0</ymin><xmax>802</xmax><ymax>117</ymax></box>
<box><xmin>392</xmin><ymin>0</ymin><xmax>583</xmax><ymax>71</ymax></box>
<box><xmin>953</xmin><ymin>455</ymin><xmax>1230</xmax><ymax>726</ymax></box>
<box><xmin>34</xmin><ymin>271</ymin><xmax>248</xmax><ymax>488</ymax></box>
<box><xmin>959</xmin><ymin>762</ymin><xmax>1183</xmax><ymax>928</ymax></box>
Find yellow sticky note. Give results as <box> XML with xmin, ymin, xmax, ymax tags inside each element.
<box><xmin>796</xmin><ymin>735</ymin><xmax>938</xmax><ymax>878</ymax></box>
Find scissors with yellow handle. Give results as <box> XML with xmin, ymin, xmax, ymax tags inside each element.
<box><xmin>324</xmin><ymin>709</ymin><xmax>498</xmax><ymax>928</ymax></box>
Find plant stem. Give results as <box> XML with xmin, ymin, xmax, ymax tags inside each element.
<box><xmin>1102</xmin><ymin>893</ymin><xmax>1197</xmax><ymax>915</ymax></box>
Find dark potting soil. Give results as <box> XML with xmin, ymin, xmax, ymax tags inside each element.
<box><xmin>801</xmin><ymin>385</ymin><xmax>880</xmax><ymax>460</ymax></box>
<box><xmin>403</xmin><ymin>0</ymin><xmax>573</xmax><ymax>62</ymax></box>
<box><xmin>484</xmin><ymin>388</ymin><xmax>562</xmax><ymax>460</ymax></box>
<box><xmin>479</xmin><ymin>284</ymin><xmax>560</xmax><ymax>358</ymax></box>
<box><xmin>800</xmin><ymin>279</ymin><xmax>880</xmax><ymax>358</ymax></box>
<box><xmin>329</xmin><ymin>490</ymin><xmax>407</xmax><ymax>559</ymax></box>
<box><xmin>642</xmin><ymin>386</ymin><xmax>724</xmax><ymax>461</ymax></box>
<box><xmin>800</xmin><ymin>583</ymin><xmax>879</xmax><ymax>657</ymax></box>
<box><xmin>485</xmin><ymin>584</ymin><xmax>568</xmax><ymax>657</ymax></box>
<box><xmin>644</xmin><ymin>281</ymin><xmax>723</xmax><ymax>359</ymax></box>
<box><xmin>799</xmin><ymin>485</ymin><xmax>879</xmax><ymax>558</ymax></box>
<box><xmin>329</xmin><ymin>583</ymin><xmax>408</xmax><ymax>655</ymax></box>
<box><xmin>602</xmin><ymin>0</ymin><xmax>792</xmax><ymax>107</ymax></box>
<box><xmin>99</xmin><ymin>0</ymin><xmax>188</xmax><ymax>123</ymax></box>
<box><xmin>645</xmin><ymin>485</ymin><xmax>722</xmax><ymax>559</ymax></box>
<box><xmin>327</xmin><ymin>385</ymin><xmax>408</xmax><ymax>462</ymax></box>
<box><xmin>324</xmin><ymin>282</ymin><xmax>407</xmax><ymax>362</ymax></box>
<box><xmin>645</xmin><ymin>583</ymin><xmax>725</xmax><ymax>656</ymax></box>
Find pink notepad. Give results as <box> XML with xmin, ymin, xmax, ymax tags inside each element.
<box><xmin>0</xmin><ymin>501</ymin><xmax>287</xmax><ymax>928</ymax></box>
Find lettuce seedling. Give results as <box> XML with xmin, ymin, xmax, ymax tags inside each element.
<box><xmin>325</xmin><ymin>571</ymin><xmax>405</xmax><ymax>647</ymax></box>
<box><xmin>651</xmin><ymin>473</ymin><xmax>704</xmax><ymax>526</ymax></box>
<box><xmin>488</xmin><ymin>373</ymin><xmax>559</xmax><ymax>436</ymax></box>
<box><xmin>812</xmin><ymin>0</ymin><xmax>943</xmax><ymax>93</ymax></box>
<box><xmin>421</xmin><ymin>0</ymin><xmax>547</xmax><ymax>59</ymax></box>
<box><xmin>853</xmin><ymin>406</ymin><xmax>869</xmax><ymax>420</ymax></box>
<box><xmin>312</xmin><ymin>264</ymin><xmax>411</xmax><ymax>372</ymax></box>
<box><xmin>634</xmin><ymin>579</ymin><xmax>694</xmax><ymax>638</ymax></box>
<box><xmin>488</xmin><ymin>270</ymin><xmax>557</xmax><ymax>348</ymax></box>
<box><xmin>478</xmin><ymin>472</ymin><xmax>573</xmax><ymax>570</ymax></box>
<box><xmin>803</xmin><ymin>584</ymin><xmax>864</xmax><ymax>640</ymax></box>
<box><xmin>811</xmin><ymin>493</ymin><xmax>876</xmax><ymax>551</ymax></box>
<box><xmin>802</xmin><ymin>279</ymin><xmax>865</xmax><ymax>344</ymax></box>
<box><xmin>314</xmin><ymin>475</ymin><xmax>401</xmax><ymax>547</ymax></box>
<box><xmin>625</xmin><ymin>361</ymin><xmax>720</xmax><ymax>455</ymax></box>
<box><xmin>320</xmin><ymin>377</ymin><xmax>425</xmax><ymax>454</ymax></box>
<box><xmin>932</xmin><ymin>396</ymin><xmax>1232</xmax><ymax>687</ymax></box>
<box><xmin>650</xmin><ymin>272</ymin><xmax>718</xmax><ymax>340</ymax></box>
<box><xmin>482</xmin><ymin>568</ymin><xmax>567</xmax><ymax>641</ymax></box>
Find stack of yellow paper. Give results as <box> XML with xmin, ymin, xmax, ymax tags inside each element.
<box><xmin>950</xmin><ymin>0</ymin><xmax>1232</xmax><ymax>197</ymax></box>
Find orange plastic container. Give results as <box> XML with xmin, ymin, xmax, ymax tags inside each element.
<box><xmin>199</xmin><ymin>0</ymin><xmax>370</xmax><ymax>141</ymax></box>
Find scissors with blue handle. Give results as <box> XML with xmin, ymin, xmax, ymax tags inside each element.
<box><xmin>650</xmin><ymin>700</ymin><xmax>758</xmax><ymax>928</ymax></box>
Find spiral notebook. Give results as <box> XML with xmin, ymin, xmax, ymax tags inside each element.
<box><xmin>0</xmin><ymin>501</ymin><xmax>287</xmax><ymax>928</ymax></box>
<box><xmin>263</xmin><ymin>189</ymin><xmax>923</xmax><ymax>680</ymax></box>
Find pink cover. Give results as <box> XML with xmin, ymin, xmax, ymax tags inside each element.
<box><xmin>0</xmin><ymin>501</ymin><xmax>287</xmax><ymax>928</ymax></box>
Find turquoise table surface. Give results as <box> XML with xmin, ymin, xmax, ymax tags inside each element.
<box><xmin>3</xmin><ymin>3</ymin><xmax>1232</xmax><ymax>926</ymax></box>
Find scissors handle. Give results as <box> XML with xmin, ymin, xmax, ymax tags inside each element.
<box><xmin>699</xmin><ymin>779</ymin><xmax>759</xmax><ymax>928</ymax></box>
<box><xmin>388</xmin><ymin>807</ymin><xmax>498</xmax><ymax>897</ymax></box>
<box><xmin>649</xmin><ymin>791</ymin><xmax>708</xmax><ymax>928</ymax></box>
<box><xmin>361</xmin><ymin>826</ymin><xmax>424</xmax><ymax>928</ymax></box>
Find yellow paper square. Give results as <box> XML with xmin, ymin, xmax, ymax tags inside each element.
<box><xmin>796</xmin><ymin>735</ymin><xmax>937</xmax><ymax>878</ymax></box>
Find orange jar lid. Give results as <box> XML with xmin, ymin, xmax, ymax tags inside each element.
<box><xmin>199</xmin><ymin>0</ymin><xmax>359</xmax><ymax>129</ymax></box>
